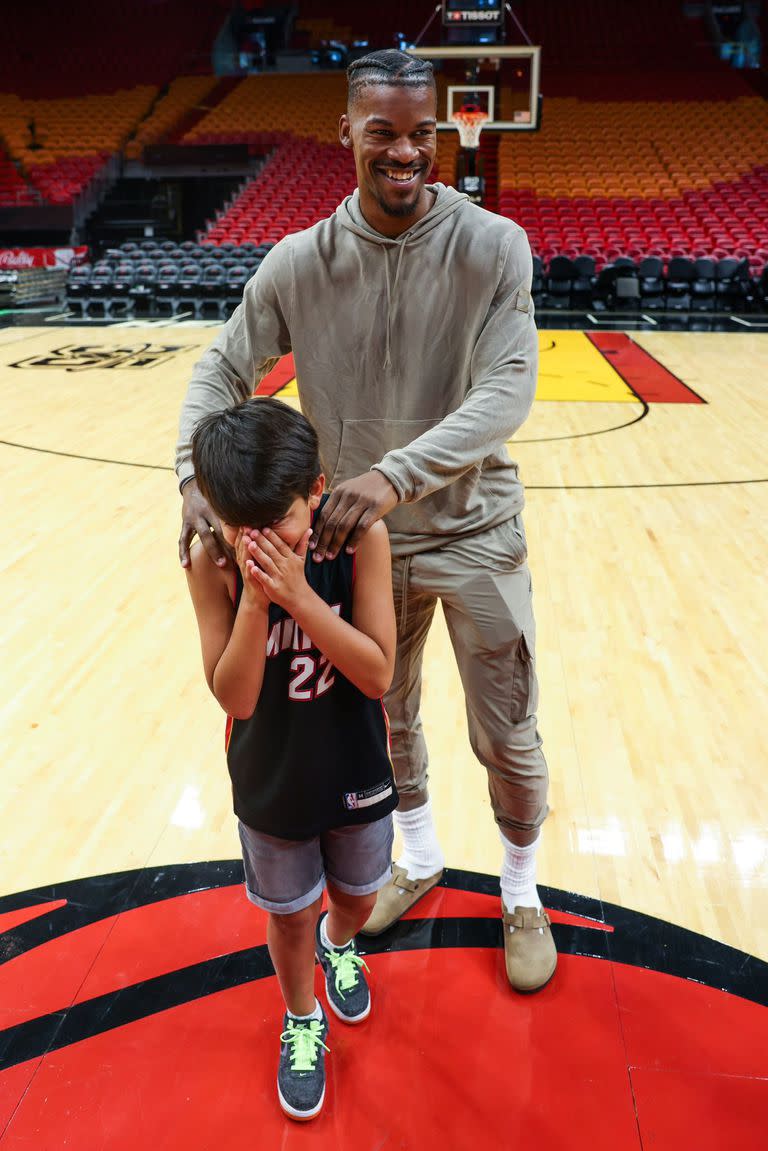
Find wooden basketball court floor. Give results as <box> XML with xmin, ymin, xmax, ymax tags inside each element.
<box><xmin>1</xmin><ymin>319</ymin><xmax>766</xmax><ymax>1147</ymax></box>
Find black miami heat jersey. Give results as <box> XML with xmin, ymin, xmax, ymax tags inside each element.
<box><xmin>225</xmin><ymin>503</ymin><xmax>396</xmax><ymax>840</ymax></box>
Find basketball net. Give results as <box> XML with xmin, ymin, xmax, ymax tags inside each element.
<box><xmin>451</xmin><ymin>107</ymin><xmax>489</xmax><ymax>150</ymax></box>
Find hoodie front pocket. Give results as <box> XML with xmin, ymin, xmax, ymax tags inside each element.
<box><xmin>329</xmin><ymin>417</ymin><xmax>441</xmax><ymax>490</ymax></box>
<box><xmin>328</xmin><ymin>416</ymin><xmax>488</xmax><ymax>538</ymax></box>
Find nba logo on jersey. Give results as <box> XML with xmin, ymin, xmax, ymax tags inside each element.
<box><xmin>344</xmin><ymin>792</ymin><xmax>359</xmax><ymax>810</ymax></box>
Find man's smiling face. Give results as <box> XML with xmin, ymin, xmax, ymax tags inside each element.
<box><xmin>339</xmin><ymin>84</ymin><xmax>437</xmax><ymax>236</ymax></box>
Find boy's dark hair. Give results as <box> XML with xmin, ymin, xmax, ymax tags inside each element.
<box><xmin>192</xmin><ymin>397</ymin><xmax>321</xmax><ymax>528</ymax></box>
<box><xmin>347</xmin><ymin>50</ymin><xmax>435</xmax><ymax>108</ymax></box>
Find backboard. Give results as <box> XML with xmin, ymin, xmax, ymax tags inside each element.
<box><xmin>406</xmin><ymin>45</ymin><xmax>542</xmax><ymax>131</ymax></box>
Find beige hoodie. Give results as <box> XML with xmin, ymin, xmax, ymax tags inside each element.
<box><xmin>176</xmin><ymin>183</ymin><xmax>538</xmax><ymax>557</ymax></box>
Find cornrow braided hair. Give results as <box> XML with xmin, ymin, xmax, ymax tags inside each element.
<box><xmin>347</xmin><ymin>49</ymin><xmax>435</xmax><ymax>107</ymax></box>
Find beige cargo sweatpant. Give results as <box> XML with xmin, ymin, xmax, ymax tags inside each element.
<box><xmin>385</xmin><ymin>514</ymin><xmax>549</xmax><ymax>846</ymax></box>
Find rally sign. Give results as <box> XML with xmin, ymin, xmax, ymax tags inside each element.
<box><xmin>0</xmin><ymin>246</ymin><xmax>88</xmax><ymax>269</ymax></box>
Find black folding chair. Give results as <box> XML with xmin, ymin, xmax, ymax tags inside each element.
<box><xmin>545</xmin><ymin>256</ymin><xmax>576</xmax><ymax>310</ymax></box>
<box><xmin>128</xmin><ymin>261</ymin><xmax>158</xmax><ymax>316</ymax></box>
<box><xmin>572</xmin><ymin>255</ymin><xmax>596</xmax><ymax>309</ymax></box>
<box><xmin>87</xmin><ymin>261</ymin><xmax>115</xmax><ymax>316</ymax></box>
<box><xmin>595</xmin><ymin>262</ymin><xmax>640</xmax><ymax>311</ymax></box>
<box><xmin>223</xmin><ymin>263</ymin><xmax>250</xmax><ymax>317</ymax></box>
<box><xmin>691</xmin><ymin>258</ymin><xmax>716</xmax><ymax>311</ymax></box>
<box><xmin>177</xmin><ymin>263</ymin><xmax>203</xmax><ymax>317</ymax></box>
<box><xmin>715</xmin><ymin>257</ymin><xmax>753</xmax><ymax>312</ymax></box>
<box><xmin>66</xmin><ymin>264</ymin><xmax>91</xmax><ymax>316</ymax></box>
<box><xmin>200</xmin><ymin>264</ymin><xmax>226</xmax><ymax>318</ymax></box>
<box><xmin>531</xmin><ymin>255</ymin><xmax>545</xmax><ymax>306</ymax></box>
<box><xmin>665</xmin><ymin>257</ymin><xmax>696</xmax><ymax>311</ymax></box>
<box><xmin>638</xmin><ymin>258</ymin><xmax>664</xmax><ymax>310</ymax></box>
<box><xmin>155</xmin><ymin>262</ymin><xmax>180</xmax><ymax>316</ymax></box>
<box><xmin>109</xmin><ymin>262</ymin><xmax>135</xmax><ymax>316</ymax></box>
<box><xmin>756</xmin><ymin>264</ymin><xmax>768</xmax><ymax>311</ymax></box>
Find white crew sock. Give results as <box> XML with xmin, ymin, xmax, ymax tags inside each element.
<box><xmin>500</xmin><ymin>827</ymin><xmax>542</xmax><ymax>917</ymax></box>
<box><xmin>394</xmin><ymin>797</ymin><xmax>445</xmax><ymax>880</ymax></box>
<box><xmin>320</xmin><ymin>913</ymin><xmax>349</xmax><ymax>952</ymax></box>
<box><xmin>287</xmin><ymin>998</ymin><xmax>323</xmax><ymax>1023</ymax></box>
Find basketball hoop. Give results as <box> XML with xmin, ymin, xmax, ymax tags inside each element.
<box><xmin>450</xmin><ymin>106</ymin><xmax>489</xmax><ymax>150</ymax></box>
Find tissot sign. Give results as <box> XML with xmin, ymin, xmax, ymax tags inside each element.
<box><xmin>442</xmin><ymin>1</ymin><xmax>503</xmax><ymax>24</ymax></box>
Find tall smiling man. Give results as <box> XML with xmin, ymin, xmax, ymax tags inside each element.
<box><xmin>176</xmin><ymin>50</ymin><xmax>556</xmax><ymax>992</ymax></box>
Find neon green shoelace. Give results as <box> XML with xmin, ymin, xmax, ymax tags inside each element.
<box><xmin>327</xmin><ymin>947</ymin><xmax>370</xmax><ymax>1000</ymax></box>
<box><xmin>279</xmin><ymin>1019</ymin><xmax>329</xmax><ymax>1072</ymax></box>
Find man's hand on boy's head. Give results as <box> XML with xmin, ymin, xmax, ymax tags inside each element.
<box><xmin>310</xmin><ymin>471</ymin><xmax>398</xmax><ymax>562</ymax></box>
<box><xmin>179</xmin><ymin>479</ymin><xmax>232</xmax><ymax>570</ymax></box>
<box><xmin>246</xmin><ymin>527</ymin><xmax>312</xmax><ymax>613</ymax></box>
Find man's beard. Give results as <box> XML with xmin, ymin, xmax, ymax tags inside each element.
<box><xmin>374</xmin><ymin>188</ymin><xmax>421</xmax><ymax>218</ymax></box>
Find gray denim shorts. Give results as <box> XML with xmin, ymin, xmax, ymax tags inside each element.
<box><xmin>237</xmin><ymin>816</ymin><xmax>394</xmax><ymax>915</ymax></box>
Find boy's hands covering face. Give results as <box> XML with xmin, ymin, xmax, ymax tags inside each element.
<box><xmin>246</xmin><ymin>527</ymin><xmax>312</xmax><ymax>612</ymax></box>
<box><xmin>234</xmin><ymin>528</ymin><xmax>270</xmax><ymax>609</ymax></box>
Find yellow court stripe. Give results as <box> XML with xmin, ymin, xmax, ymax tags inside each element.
<box><xmin>537</xmin><ymin>331</ymin><xmax>636</xmax><ymax>403</ymax></box>
<box><xmin>272</xmin><ymin>334</ymin><xmax>636</xmax><ymax>405</ymax></box>
<box><xmin>277</xmin><ymin>376</ymin><xmax>299</xmax><ymax>398</ymax></box>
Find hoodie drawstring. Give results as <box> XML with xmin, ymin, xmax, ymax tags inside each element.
<box><xmin>334</xmin><ymin>185</ymin><xmax>468</xmax><ymax>369</ymax></box>
<box><xmin>383</xmin><ymin>235</ymin><xmax>411</xmax><ymax>370</ymax></box>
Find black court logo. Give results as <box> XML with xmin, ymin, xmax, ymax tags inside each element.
<box><xmin>10</xmin><ymin>343</ymin><xmax>188</xmax><ymax>371</ymax></box>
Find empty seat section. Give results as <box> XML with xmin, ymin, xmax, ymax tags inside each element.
<box><xmin>202</xmin><ymin>137</ymin><xmax>356</xmax><ymax>247</ymax></box>
<box><xmin>0</xmin><ymin>146</ymin><xmax>35</xmax><ymax>205</ymax></box>
<box><xmin>125</xmin><ymin>76</ymin><xmax>221</xmax><ymax>161</ymax></box>
<box><xmin>183</xmin><ymin>74</ymin><xmax>348</xmax><ymax>150</ymax></box>
<box><xmin>497</xmin><ymin>96</ymin><xmax>768</xmax><ymax>269</ymax></box>
<box><xmin>0</xmin><ymin>87</ymin><xmax>157</xmax><ymax>203</ymax></box>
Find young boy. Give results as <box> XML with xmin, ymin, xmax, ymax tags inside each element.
<box><xmin>185</xmin><ymin>397</ymin><xmax>397</xmax><ymax>1122</ymax></box>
